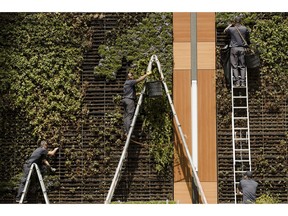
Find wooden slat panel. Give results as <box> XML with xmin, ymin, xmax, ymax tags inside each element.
<box><xmin>201</xmin><ymin>181</ymin><xmax>217</xmax><ymax>204</ymax></box>
<box><xmin>173</xmin><ymin>69</ymin><xmax>192</xmax><ymax>183</ymax></box>
<box><xmin>174</xmin><ymin>181</ymin><xmax>192</xmax><ymax>203</ymax></box>
<box><xmin>173</xmin><ymin>42</ymin><xmax>191</xmax><ymax>70</ymax></box>
<box><xmin>197</xmin><ymin>13</ymin><xmax>216</xmax><ymax>42</ymax></box>
<box><xmin>198</xmin><ymin>69</ymin><xmax>217</xmax><ymax>182</ymax></box>
<box><xmin>197</xmin><ymin>42</ymin><xmax>215</xmax><ymax>70</ymax></box>
<box><xmin>173</xmin><ymin>69</ymin><xmax>191</xmax><ymax>152</ymax></box>
<box><xmin>173</xmin><ymin>13</ymin><xmax>191</xmax><ymax>42</ymax></box>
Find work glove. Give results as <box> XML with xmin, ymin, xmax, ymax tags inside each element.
<box><xmin>147</xmin><ymin>71</ymin><xmax>152</xmax><ymax>75</ymax></box>
<box><xmin>50</xmin><ymin>167</ymin><xmax>56</xmax><ymax>172</ymax></box>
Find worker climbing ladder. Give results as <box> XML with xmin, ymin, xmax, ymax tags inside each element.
<box><xmin>19</xmin><ymin>163</ymin><xmax>49</xmax><ymax>204</ymax></box>
<box><xmin>105</xmin><ymin>55</ymin><xmax>207</xmax><ymax>204</ymax></box>
<box><xmin>104</xmin><ymin>79</ymin><xmax>147</xmax><ymax>204</ymax></box>
<box><xmin>231</xmin><ymin>68</ymin><xmax>252</xmax><ymax>203</ymax></box>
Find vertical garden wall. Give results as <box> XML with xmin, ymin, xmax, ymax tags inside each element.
<box><xmin>0</xmin><ymin>12</ymin><xmax>93</xmax><ymax>203</ymax></box>
<box><xmin>0</xmin><ymin>13</ymin><xmax>174</xmax><ymax>203</ymax></box>
<box><xmin>2</xmin><ymin>12</ymin><xmax>286</xmax><ymax>204</ymax></box>
<box><xmin>216</xmin><ymin>12</ymin><xmax>288</xmax><ymax>203</ymax></box>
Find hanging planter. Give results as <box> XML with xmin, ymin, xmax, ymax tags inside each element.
<box><xmin>146</xmin><ymin>81</ymin><xmax>163</xmax><ymax>98</ymax></box>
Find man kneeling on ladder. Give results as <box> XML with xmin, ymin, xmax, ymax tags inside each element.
<box><xmin>16</xmin><ymin>140</ymin><xmax>58</xmax><ymax>203</ymax></box>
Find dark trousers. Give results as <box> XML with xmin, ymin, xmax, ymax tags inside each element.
<box><xmin>122</xmin><ymin>98</ymin><xmax>135</xmax><ymax>134</ymax></box>
<box><xmin>16</xmin><ymin>163</ymin><xmax>30</xmax><ymax>199</ymax></box>
<box><xmin>230</xmin><ymin>47</ymin><xmax>246</xmax><ymax>85</ymax></box>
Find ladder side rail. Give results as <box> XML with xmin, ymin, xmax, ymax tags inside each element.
<box><xmin>34</xmin><ymin>163</ymin><xmax>50</xmax><ymax>204</ymax></box>
<box><xmin>154</xmin><ymin>55</ymin><xmax>207</xmax><ymax>204</ymax></box>
<box><xmin>19</xmin><ymin>163</ymin><xmax>35</xmax><ymax>204</ymax></box>
<box><xmin>245</xmin><ymin>67</ymin><xmax>252</xmax><ymax>171</ymax></box>
<box><xmin>231</xmin><ymin>66</ymin><xmax>237</xmax><ymax>203</ymax></box>
<box><xmin>163</xmin><ymin>80</ymin><xmax>207</xmax><ymax>204</ymax></box>
<box><xmin>104</xmin><ymin>85</ymin><xmax>146</xmax><ymax>204</ymax></box>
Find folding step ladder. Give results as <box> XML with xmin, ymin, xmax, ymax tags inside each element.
<box><xmin>231</xmin><ymin>68</ymin><xmax>252</xmax><ymax>203</ymax></box>
<box><xmin>19</xmin><ymin>163</ymin><xmax>49</xmax><ymax>204</ymax></box>
<box><xmin>104</xmin><ymin>81</ymin><xmax>146</xmax><ymax>204</ymax></box>
<box><xmin>105</xmin><ymin>55</ymin><xmax>207</xmax><ymax>204</ymax></box>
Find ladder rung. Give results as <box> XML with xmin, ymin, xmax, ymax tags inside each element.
<box><xmin>234</xmin><ymin>117</ymin><xmax>248</xmax><ymax>120</ymax></box>
<box><xmin>235</xmin><ymin>149</ymin><xmax>249</xmax><ymax>151</ymax></box>
<box><xmin>233</xmin><ymin>96</ymin><xmax>247</xmax><ymax>99</ymax></box>
<box><xmin>235</xmin><ymin>160</ymin><xmax>250</xmax><ymax>162</ymax></box>
<box><xmin>233</xmin><ymin>106</ymin><xmax>247</xmax><ymax>109</ymax></box>
<box><xmin>235</xmin><ymin>171</ymin><xmax>247</xmax><ymax>173</ymax></box>
<box><xmin>234</xmin><ymin>127</ymin><xmax>248</xmax><ymax>130</ymax></box>
<box><xmin>233</xmin><ymin>86</ymin><xmax>246</xmax><ymax>88</ymax></box>
<box><xmin>234</xmin><ymin>138</ymin><xmax>249</xmax><ymax>140</ymax></box>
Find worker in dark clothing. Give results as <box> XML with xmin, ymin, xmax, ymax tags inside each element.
<box><xmin>237</xmin><ymin>171</ymin><xmax>258</xmax><ymax>204</ymax></box>
<box><xmin>16</xmin><ymin>140</ymin><xmax>58</xmax><ymax>202</ymax></box>
<box><xmin>224</xmin><ymin>16</ymin><xmax>250</xmax><ymax>87</ymax></box>
<box><xmin>122</xmin><ymin>70</ymin><xmax>152</xmax><ymax>135</ymax></box>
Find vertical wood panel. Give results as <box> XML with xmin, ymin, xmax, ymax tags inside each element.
<box><xmin>173</xmin><ymin>43</ymin><xmax>191</xmax><ymax>70</ymax></box>
<box><xmin>174</xmin><ymin>182</ymin><xmax>193</xmax><ymax>204</ymax></box>
<box><xmin>197</xmin><ymin>42</ymin><xmax>216</xmax><ymax>70</ymax></box>
<box><xmin>173</xmin><ymin>69</ymin><xmax>192</xmax><ymax>184</ymax></box>
<box><xmin>173</xmin><ymin>12</ymin><xmax>191</xmax><ymax>42</ymax></box>
<box><xmin>198</xmin><ymin>70</ymin><xmax>217</xmax><ymax>181</ymax></box>
<box><xmin>197</xmin><ymin>13</ymin><xmax>215</xmax><ymax>42</ymax></box>
<box><xmin>201</xmin><ymin>182</ymin><xmax>218</xmax><ymax>204</ymax></box>
<box><xmin>173</xmin><ymin>12</ymin><xmax>217</xmax><ymax>204</ymax></box>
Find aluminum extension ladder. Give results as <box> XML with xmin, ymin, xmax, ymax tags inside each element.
<box><xmin>105</xmin><ymin>54</ymin><xmax>207</xmax><ymax>204</ymax></box>
<box><xmin>19</xmin><ymin>163</ymin><xmax>49</xmax><ymax>204</ymax></box>
<box><xmin>231</xmin><ymin>67</ymin><xmax>252</xmax><ymax>203</ymax></box>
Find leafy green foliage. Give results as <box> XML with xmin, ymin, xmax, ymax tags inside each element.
<box><xmin>216</xmin><ymin>13</ymin><xmax>287</xmax><ymax>203</ymax></box>
<box><xmin>0</xmin><ymin>13</ymin><xmax>93</xmax><ymax>142</ymax></box>
<box><xmin>93</xmin><ymin>13</ymin><xmax>173</xmax><ymax>173</ymax></box>
<box><xmin>216</xmin><ymin>12</ymin><xmax>288</xmax><ymax>123</ymax></box>
<box><xmin>94</xmin><ymin>13</ymin><xmax>173</xmax><ymax>87</ymax></box>
<box><xmin>0</xmin><ymin>13</ymin><xmax>93</xmax><ymax>197</ymax></box>
<box><xmin>256</xmin><ymin>193</ymin><xmax>280</xmax><ymax>204</ymax></box>
<box><xmin>251</xmin><ymin>15</ymin><xmax>288</xmax><ymax>110</ymax></box>
<box><xmin>143</xmin><ymin>96</ymin><xmax>174</xmax><ymax>173</ymax></box>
